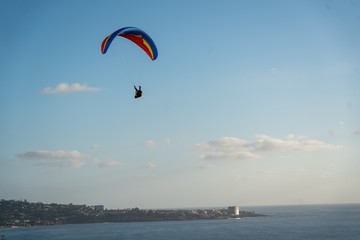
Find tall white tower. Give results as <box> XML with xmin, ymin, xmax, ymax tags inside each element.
<box><xmin>228</xmin><ymin>206</ymin><xmax>239</xmax><ymax>216</ymax></box>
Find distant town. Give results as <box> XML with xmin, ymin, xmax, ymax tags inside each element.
<box><xmin>0</xmin><ymin>199</ymin><xmax>265</xmax><ymax>228</ymax></box>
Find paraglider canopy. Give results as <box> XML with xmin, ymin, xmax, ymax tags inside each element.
<box><xmin>101</xmin><ymin>27</ymin><xmax>158</xmax><ymax>60</ymax></box>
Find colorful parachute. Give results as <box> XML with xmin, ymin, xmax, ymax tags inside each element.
<box><xmin>101</xmin><ymin>27</ymin><xmax>158</xmax><ymax>60</ymax></box>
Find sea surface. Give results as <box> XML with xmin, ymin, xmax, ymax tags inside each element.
<box><xmin>1</xmin><ymin>204</ymin><xmax>359</xmax><ymax>240</ymax></box>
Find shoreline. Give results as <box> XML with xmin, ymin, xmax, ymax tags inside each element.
<box><xmin>0</xmin><ymin>200</ymin><xmax>264</xmax><ymax>229</ymax></box>
<box><xmin>0</xmin><ymin>215</ymin><xmax>261</xmax><ymax>230</ymax></box>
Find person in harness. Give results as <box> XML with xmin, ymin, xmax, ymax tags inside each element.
<box><xmin>134</xmin><ymin>85</ymin><xmax>143</xmax><ymax>98</ymax></box>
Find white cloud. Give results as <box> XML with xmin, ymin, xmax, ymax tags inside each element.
<box><xmin>165</xmin><ymin>138</ymin><xmax>171</xmax><ymax>144</ymax></box>
<box><xmin>40</xmin><ymin>83</ymin><xmax>102</xmax><ymax>94</ymax></box>
<box><xmin>145</xmin><ymin>140</ymin><xmax>157</xmax><ymax>147</ymax></box>
<box><xmin>194</xmin><ymin>137</ymin><xmax>249</xmax><ymax>151</ymax></box>
<box><xmin>36</xmin><ymin>159</ymin><xmax>86</xmax><ymax>168</ymax></box>
<box><xmin>18</xmin><ymin>150</ymin><xmax>89</xmax><ymax>160</ymax></box>
<box><xmin>18</xmin><ymin>150</ymin><xmax>90</xmax><ymax>168</ymax></box>
<box><xmin>98</xmin><ymin>160</ymin><xmax>125</xmax><ymax>168</ymax></box>
<box><xmin>194</xmin><ymin>135</ymin><xmax>340</xmax><ymax>161</ymax></box>
<box><xmin>194</xmin><ymin>137</ymin><xmax>261</xmax><ymax>160</ymax></box>
<box><xmin>248</xmin><ymin>135</ymin><xmax>340</xmax><ymax>152</ymax></box>
<box><xmin>354</xmin><ymin>129</ymin><xmax>360</xmax><ymax>135</ymax></box>
<box><xmin>199</xmin><ymin>151</ymin><xmax>261</xmax><ymax>161</ymax></box>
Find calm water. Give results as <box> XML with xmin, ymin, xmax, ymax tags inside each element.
<box><xmin>1</xmin><ymin>204</ymin><xmax>359</xmax><ymax>240</ymax></box>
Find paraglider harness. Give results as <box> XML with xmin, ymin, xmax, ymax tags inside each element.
<box><xmin>134</xmin><ymin>85</ymin><xmax>143</xmax><ymax>98</ymax></box>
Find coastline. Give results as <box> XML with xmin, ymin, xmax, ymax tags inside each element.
<box><xmin>0</xmin><ymin>200</ymin><xmax>264</xmax><ymax>229</ymax></box>
<box><xmin>0</xmin><ymin>215</ymin><xmax>258</xmax><ymax>230</ymax></box>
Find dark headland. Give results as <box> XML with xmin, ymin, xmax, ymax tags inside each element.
<box><xmin>0</xmin><ymin>199</ymin><xmax>265</xmax><ymax>228</ymax></box>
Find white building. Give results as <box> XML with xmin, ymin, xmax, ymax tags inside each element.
<box><xmin>228</xmin><ymin>206</ymin><xmax>239</xmax><ymax>216</ymax></box>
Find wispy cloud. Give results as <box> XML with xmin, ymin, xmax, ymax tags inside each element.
<box><xmin>18</xmin><ymin>150</ymin><xmax>89</xmax><ymax>160</ymax></box>
<box><xmin>18</xmin><ymin>150</ymin><xmax>89</xmax><ymax>168</ymax></box>
<box><xmin>248</xmin><ymin>134</ymin><xmax>340</xmax><ymax>152</ymax></box>
<box><xmin>36</xmin><ymin>159</ymin><xmax>86</xmax><ymax>168</ymax></box>
<box><xmin>97</xmin><ymin>160</ymin><xmax>125</xmax><ymax>168</ymax></box>
<box><xmin>92</xmin><ymin>144</ymin><xmax>101</xmax><ymax>150</ymax></box>
<box><xmin>354</xmin><ymin>129</ymin><xmax>360</xmax><ymax>135</ymax></box>
<box><xmin>144</xmin><ymin>162</ymin><xmax>156</xmax><ymax>169</ymax></box>
<box><xmin>193</xmin><ymin>137</ymin><xmax>261</xmax><ymax>161</ymax></box>
<box><xmin>40</xmin><ymin>83</ymin><xmax>102</xmax><ymax>94</ymax></box>
<box><xmin>198</xmin><ymin>151</ymin><xmax>261</xmax><ymax>161</ymax></box>
<box><xmin>269</xmin><ymin>67</ymin><xmax>278</xmax><ymax>73</ymax></box>
<box><xmin>145</xmin><ymin>140</ymin><xmax>157</xmax><ymax>147</ymax></box>
<box><xmin>194</xmin><ymin>135</ymin><xmax>340</xmax><ymax>161</ymax></box>
<box><xmin>196</xmin><ymin>164</ymin><xmax>217</xmax><ymax>169</ymax></box>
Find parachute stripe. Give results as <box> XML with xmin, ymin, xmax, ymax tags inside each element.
<box><xmin>142</xmin><ymin>38</ymin><xmax>154</xmax><ymax>60</ymax></box>
<box><xmin>119</xmin><ymin>34</ymin><xmax>154</xmax><ymax>60</ymax></box>
<box><xmin>101</xmin><ymin>35</ymin><xmax>111</xmax><ymax>54</ymax></box>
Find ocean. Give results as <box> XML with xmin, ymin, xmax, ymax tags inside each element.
<box><xmin>1</xmin><ymin>204</ymin><xmax>359</xmax><ymax>240</ymax></box>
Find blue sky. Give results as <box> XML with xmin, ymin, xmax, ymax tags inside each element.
<box><xmin>1</xmin><ymin>0</ymin><xmax>359</xmax><ymax>209</ymax></box>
